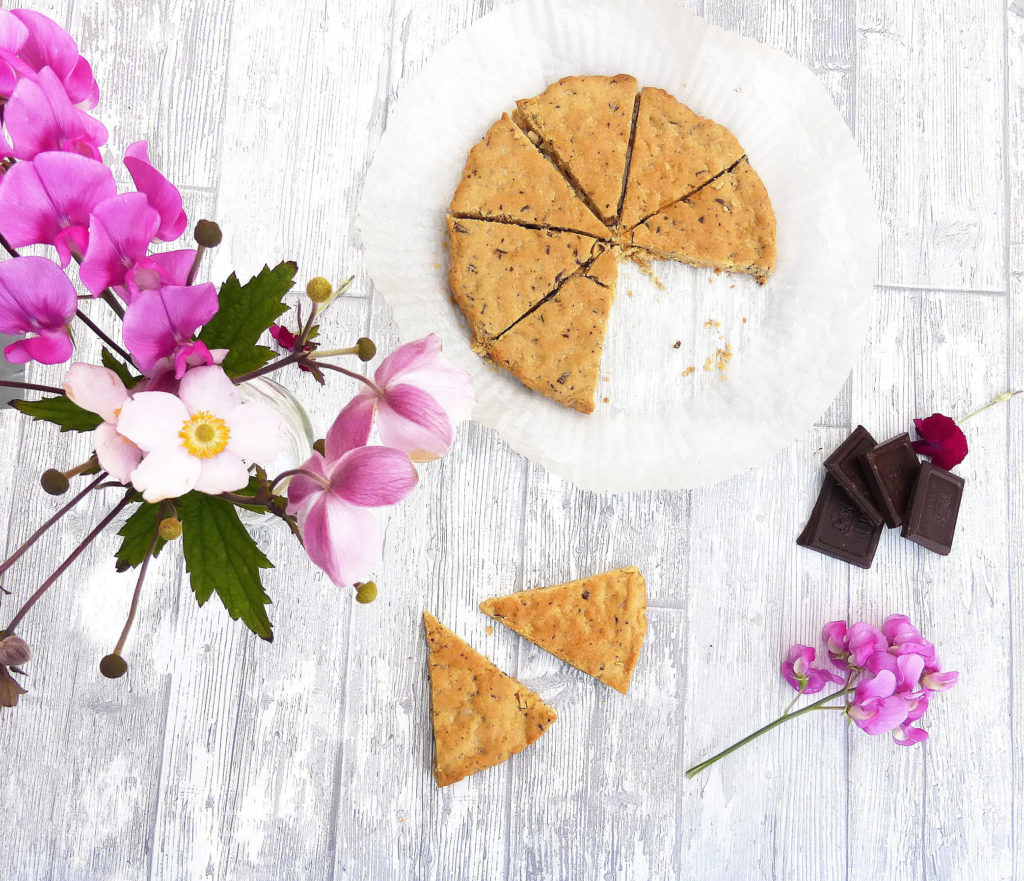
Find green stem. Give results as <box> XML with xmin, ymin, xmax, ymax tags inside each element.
<box><xmin>957</xmin><ymin>390</ymin><xmax>1022</xmax><ymax>425</ymax></box>
<box><xmin>685</xmin><ymin>687</ymin><xmax>850</xmax><ymax>779</ymax></box>
<box><xmin>308</xmin><ymin>346</ymin><xmax>360</xmax><ymax>359</ymax></box>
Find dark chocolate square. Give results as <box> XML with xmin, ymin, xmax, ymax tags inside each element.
<box><xmin>902</xmin><ymin>462</ymin><xmax>965</xmax><ymax>555</ymax></box>
<box><xmin>862</xmin><ymin>433</ymin><xmax>921</xmax><ymax>528</ymax></box>
<box><xmin>797</xmin><ymin>474</ymin><xmax>884</xmax><ymax>568</ymax></box>
<box><xmin>824</xmin><ymin>425</ymin><xmax>884</xmax><ymax>528</ymax></box>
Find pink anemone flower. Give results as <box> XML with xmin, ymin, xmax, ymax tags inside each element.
<box><xmin>62</xmin><ymin>363</ymin><xmax>142</xmax><ymax>483</ymax></box>
<box><xmin>116</xmin><ymin>365</ymin><xmax>285</xmax><ymax>502</ymax></box>
<box><xmin>0</xmin><ymin>255</ymin><xmax>76</xmax><ymax>364</ymax></box>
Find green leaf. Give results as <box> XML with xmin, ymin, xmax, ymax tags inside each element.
<box><xmin>115</xmin><ymin>502</ymin><xmax>167</xmax><ymax>570</ymax></box>
<box><xmin>101</xmin><ymin>348</ymin><xmax>143</xmax><ymax>388</ymax></box>
<box><xmin>198</xmin><ymin>261</ymin><xmax>297</xmax><ymax>377</ymax></box>
<box><xmin>11</xmin><ymin>395</ymin><xmax>102</xmax><ymax>432</ymax></box>
<box><xmin>176</xmin><ymin>492</ymin><xmax>274</xmax><ymax>641</ymax></box>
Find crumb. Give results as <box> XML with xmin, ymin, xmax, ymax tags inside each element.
<box><xmin>441</xmin><ymin>241</ymin><xmax>448</xmax><ymax>252</ymax></box>
<box><xmin>624</xmin><ymin>248</ymin><xmax>666</xmax><ymax>289</ymax></box>
<box><xmin>628</xmin><ymin>289</ymin><xmax>633</xmax><ymax>297</ymax></box>
<box><xmin>485</xmin><ymin>625</ymin><xmax>493</xmax><ymax>636</ymax></box>
<box><xmin>742</xmin><ymin>316</ymin><xmax>747</xmax><ymax>323</ymax></box>
<box><xmin>703</xmin><ymin>319</ymin><xmax>721</xmax><ymax>329</ymax></box>
<box><xmin>602</xmin><ymin>396</ymin><xmax>609</xmax><ymax>403</ymax></box>
<box><xmin>430</xmin><ymin>262</ymin><xmax>440</xmax><ymax>270</ymax></box>
<box><xmin>703</xmin><ymin>356</ymin><xmax>714</xmax><ymax>372</ymax></box>
<box><xmin>673</xmin><ymin>340</ymin><xmax>681</xmax><ymax>349</ymax></box>
<box><xmin>730</xmin><ymin>284</ymin><xmax>735</xmax><ymax>289</ymax></box>
<box><xmin>708</xmin><ymin>278</ymin><xmax>713</xmax><ymax>284</ymax></box>
<box><xmin>682</xmin><ymin>366</ymin><xmax>695</xmax><ymax>377</ymax></box>
<box><xmin>603</xmin><ymin>375</ymin><xmax>610</xmax><ymax>381</ymax></box>
<box><xmin>713</xmin><ymin>267</ymin><xmax>722</xmax><ymax>275</ymax></box>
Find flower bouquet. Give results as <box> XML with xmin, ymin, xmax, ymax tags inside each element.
<box><xmin>0</xmin><ymin>9</ymin><xmax>473</xmax><ymax>708</ymax></box>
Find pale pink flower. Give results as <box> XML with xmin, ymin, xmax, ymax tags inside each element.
<box><xmin>287</xmin><ymin>410</ymin><xmax>419</xmax><ymax>588</ymax></box>
<box><xmin>61</xmin><ymin>363</ymin><xmax>142</xmax><ymax>483</ymax></box>
<box><xmin>123</xmin><ymin>141</ymin><xmax>187</xmax><ymax>241</ymax></box>
<box><xmin>781</xmin><ymin>644</ymin><xmax>843</xmax><ymax>694</ymax></box>
<box><xmin>116</xmin><ymin>365</ymin><xmax>284</xmax><ymax>502</ymax></box>
<box><xmin>0</xmin><ymin>151</ymin><xmax>115</xmax><ymax>264</ymax></box>
<box><xmin>121</xmin><ymin>282</ymin><xmax>219</xmax><ymax>377</ymax></box>
<box><xmin>330</xmin><ymin>334</ymin><xmax>474</xmax><ymax>462</ymax></box>
<box><xmin>79</xmin><ymin>192</ymin><xmax>159</xmax><ymax>295</ymax></box>
<box><xmin>847</xmin><ymin>670</ymin><xmax>910</xmax><ymax>735</ymax></box>
<box><xmin>0</xmin><ymin>255</ymin><xmax>76</xmax><ymax>363</ymax></box>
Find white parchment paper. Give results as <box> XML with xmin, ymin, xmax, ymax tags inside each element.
<box><xmin>357</xmin><ymin>0</ymin><xmax>879</xmax><ymax>492</ymax></box>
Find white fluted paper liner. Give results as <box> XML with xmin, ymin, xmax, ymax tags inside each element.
<box><xmin>357</xmin><ymin>0</ymin><xmax>879</xmax><ymax>492</ymax></box>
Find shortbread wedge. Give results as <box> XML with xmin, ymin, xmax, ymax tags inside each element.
<box><xmin>479</xmin><ymin>249</ymin><xmax>618</xmax><ymax>414</ymax></box>
<box><xmin>480</xmin><ymin>567</ymin><xmax>647</xmax><ymax>694</ymax></box>
<box><xmin>447</xmin><ymin>215</ymin><xmax>604</xmax><ymax>341</ymax></box>
<box><xmin>628</xmin><ymin>157</ymin><xmax>776</xmax><ymax>282</ymax></box>
<box><xmin>515</xmin><ymin>74</ymin><xmax>638</xmax><ymax>225</ymax></box>
<box><xmin>619</xmin><ymin>87</ymin><xmax>745</xmax><ymax>229</ymax></box>
<box><xmin>422</xmin><ymin>612</ymin><xmax>557</xmax><ymax>788</ymax></box>
<box><xmin>450</xmin><ymin>114</ymin><xmax>609</xmax><ymax>238</ymax></box>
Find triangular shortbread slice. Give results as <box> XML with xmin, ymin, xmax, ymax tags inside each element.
<box><xmin>447</xmin><ymin>215</ymin><xmax>605</xmax><ymax>341</ymax></box>
<box><xmin>479</xmin><ymin>249</ymin><xmax>618</xmax><ymax>414</ymax></box>
<box><xmin>480</xmin><ymin>567</ymin><xmax>647</xmax><ymax>694</ymax></box>
<box><xmin>423</xmin><ymin>612</ymin><xmax>557</xmax><ymax>787</ymax></box>
<box><xmin>450</xmin><ymin>113</ymin><xmax>609</xmax><ymax>238</ymax></box>
<box><xmin>628</xmin><ymin>157</ymin><xmax>776</xmax><ymax>282</ymax></box>
<box><xmin>515</xmin><ymin>74</ymin><xmax>638</xmax><ymax>225</ymax></box>
<box><xmin>619</xmin><ymin>87</ymin><xmax>745</xmax><ymax>229</ymax></box>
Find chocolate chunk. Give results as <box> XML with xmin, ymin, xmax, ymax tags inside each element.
<box><xmin>797</xmin><ymin>474</ymin><xmax>884</xmax><ymax>568</ymax></box>
<box><xmin>824</xmin><ymin>425</ymin><xmax>884</xmax><ymax>528</ymax></box>
<box><xmin>901</xmin><ymin>462</ymin><xmax>965</xmax><ymax>555</ymax></box>
<box><xmin>862</xmin><ymin>434</ymin><xmax>921</xmax><ymax>528</ymax></box>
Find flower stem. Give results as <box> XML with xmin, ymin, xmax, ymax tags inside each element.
<box><xmin>75</xmin><ymin>309</ymin><xmax>131</xmax><ymax>361</ymax></box>
<box><xmin>3</xmin><ymin>491</ymin><xmax>132</xmax><ymax>634</ymax></box>
<box><xmin>112</xmin><ymin>522</ymin><xmax>160</xmax><ymax>656</ymax></box>
<box><xmin>314</xmin><ymin>360</ymin><xmax>382</xmax><ymax>394</ymax></box>
<box><xmin>957</xmin><ymin>390</ymin><xmax>1023</xmax><ymax>425</ymax></box>
<box><xmin>185</xmin><ymin>245</ymin><xmax>206</xmax><ymax>287</ymax></box>
<box><xmin>0</xmin><ymin>379</ymin><xmax>65</xmax><ymax>396</ymax></box>
<box><xmin>268</xmin><ymin>467</ymin><xmax>329</xmax><ymax>492</ymax></box>
<box><xmin>232</xmin><ymin>352</ymin><xmax>302</xmax><ymax>385</ymax></box>
<box><xmin>0</xmin><ymin>473</ymin><xmax>107</xmax><ymax>582</ymax></box>
<box><xmin>685</xmin><ymin>687</ymin><xmax>850</xmax><ymax>779</ymax></box>
<box><xmin>0</xmin><ymin>231</ymin><xmax>18</xmax><ymax>258</ymax></box>
<box><xmin>99</xmin><ymin>291</ymin><xmax>125</xmax><ymax>320</ymax></box>
<box><xmin>308</xmin><ymin>346</ymin><xmax>360</xmax><ymax>359</ymax></box>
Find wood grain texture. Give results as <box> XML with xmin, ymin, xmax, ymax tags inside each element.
<box><xmin>0</xmin><ymin>1</ymin><xmax>1021</xmax><ymax>880</ymax></box>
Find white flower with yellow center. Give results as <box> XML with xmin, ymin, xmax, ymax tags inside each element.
<box><xmin>117</xmin><ymin>365</ymin><xmax>285</xmax><ymax>502</ymax></box>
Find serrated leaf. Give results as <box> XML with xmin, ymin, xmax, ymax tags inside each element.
<box><xmin>11</xmin><ymin>395</ymin><xmax>102</xmax><ymax>432</ymax></box>
<box><xmin>198</xmin><ymin>262</ymin><xmax>297</xmax><ymax>377</ymax></box>
<box><xmin>115</xmin><ymin>502</ymin><xmax>167</xmax><ymax>569</ymax></box>
<box><xmin>176</xmin><ymin>492</ymin><xmax>274</xmax><ymax>640</ymax></box>
<box><xmin>101</xmin><ymin>348</ymin><xmax>142</xmax><ymax>388</ymax></box>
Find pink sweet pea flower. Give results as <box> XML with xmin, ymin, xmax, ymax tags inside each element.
<box><xmin>0</xmin><ymin>66</ymin><xmax>106</xmax><ymax>160</ymax></box>
<box><xmin>5</xmin><ymin>9</ymin><xmax>98</xmax><ymax>108</ymax></box>
<box><xmin>116</xmin><ymin>365</ymin><xmax>284</xmax><ymax>502</ymax></box>
<box><xmin>865</xmin><ymin>650</ymin><xmax>926</xmax><ymax>696</ymax></box>
<box><xmin>846</xmin><ymin>670</ymin><xmax>910</xmax><ymax>735</ymax></box>
<box><xmin>893</xmin><ymin>692</ymin><xmax>930</xmax><ymax>746</ymax></box>
<box><xmin>0</xmin><ymin>151</ymin><xmax>116</xmax><ymax>265</ymax></box>
<box><xmin>112</xmin><ymin>248</ymin><xmax>196</xmax><ymax>304</ymax></box>
<box><xmin>821</xmin><ymin>620</ymin><xmax>850</xmax><ymax>669</ymax></box>
<box><xmin>911</xmin><ymin>413</ymin><xmax>967</xmax><ymax>471</ymax></box>
<box><xmin>881</xmin><ymin>614</ymin><xmax>936</xmax><ymax>662</ymax></box>
<box><xmin>79</xmin><ymin>192</ymin><xmax>160</xmax><ymax>294</ymax></box>
<box><xmin>123</xmin><ymin>141</ymin><xmax>187</xmax><ymax>241</ymax></box>
<box><xmin>121</xmin><ymin>282</ymin><xmax>219</xmax><ymax>377</ymax></box>
<box><xmin>62</xmin><ymin>363</ymin><xmax>142</xmax><ymax>483</ymax></box>
<box><xmin>846</xmin><ymin>622</ymin><xmax>888</xmax><ymax>667</ymax></box>
<box><xmin>329</xmin><ymin>334</ymin><xmax>474</xmax><ymax>462</ymax></box>
<box><xmin>0</xmin><ymin>255</ymin><xmax>76</xmax><ymax>364</ymax></box>
<box><xmin>286</xmin><ymin>422</ymin><xmax>418</xmax><ymax>588</ymax></box>
<box><xmin>921</xmin><ymin>666</ymin><xmax>959</xmax><ymax>693</ymax></box>
<box><xmin>781</xmin><ymin>644</ymin><xmax>844</xmax><ymax>695</ymax></box>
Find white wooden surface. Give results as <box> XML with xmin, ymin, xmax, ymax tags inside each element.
<box><xmin>0</xmin><ymin>1</ymin><xmax>1021</xmax><ymax>879</ymax></box>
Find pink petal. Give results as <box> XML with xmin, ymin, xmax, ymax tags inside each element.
<box><xmin>855</xmin><ymin>669</ymin><xmax>897</xmax><ymax>703</ymax></box>
<box><xmin>63</xmin><ymin>54</ymin><xmax>98</xmax><ymax>109</ymax></box>
<box><xmin>116</xmin><ymin>391</ymin><xmax>189</xmax><ymax>452</ymax></box>
<box><xmin>325</xmin><ymin>393</ymin><xmax>376</xmax><ymax>459</ymax></box>
<box><xmin>328</xmin><ymin>446</ymin><xmax>418</xmax><ymax>507</ymax></box>
<box><xmin>124</xmin><ymin>140</ymin><xmax>187</xmax><ymax>241</ymax></box>
<box><xmin>374</xmin><ymin>334</ymin><xmax>441</xmax><ymax>387</ymax></box>
<box><xmin>299</xmin><ymin>493</ymin><xmax>382</xmax><ymax>588</ymax></box>
<box><xmin>10</xmin><ymin>11</ymin><xmax>78</xmax><ymax>80</ymax></box>
<box><xmin>224</xmin><ymin>401</ymin><xmax>285</xmax><ymax>463</ymax></box>
<box><xmin>121</xmin><ymin>283</ymin><xmax>219</xmax><ymax>373</ymax></box>
<box><xmin>893</xmin><ymin>723</ymin><xmax>929</xmax><ymax>746</ymax></box>
<box><xmin>62</xmin><ymin>362</ymin><xmax>128</xmax><ymax>422</ymax></box>
<box><xmin>285</xmin><ymin>452</ymin><xmax>331</xmax><ymax>515</ymax></box>
<box><xmin>173</xmin><ymin>340</ymin><xmax>215</xmax><ymax>379</ymax></box>
<box><xmin>857</xmin><ymin>696</ymin><xmax>910</xmax><ymax>735</ymax></box>
<box><xmin>0</xmin><ymin>255</ymin><xmax>76</xmax><ymax>329</ymax></box>
<box><xmin>375</xmin><ymin>333</ymin><xmax>475</xmax><ymax>426</ymax></box>
<box><xmin>921</xmin><ymin>669</ymin><xmax>959</xmax><ymax>692</ymax></box>
<box><xmin>847</xmin><ymin>623</ymin><xmax>888</xmax><ymax>667</ymax></box>
<box><xmin>94</xmin><ymin>421</ymin><xmax>142</xmax><ymax>484</ymax></box>
<box><xmin>130</xmin><ymin>446</ymin><xmax>201</xmax><ymax>503</ymax></box>
<box><xmin>178</xmin><ymin>364</ymin><xmax>240</xmax><ymax>416</ymax></box>
<box><xmin>4</xmin><ymin>328</ymin><xmax>71</xmax><ymax>364</ymax></box>
<box><xmin>194</xmin><ymin>451</ymin><xmax>250</xmax><ymax>496</ymax></box>
<box><xmin>376</xmin><ymin>383</ymin><xmax>453</xmax><ymax>462</ymax></box>
<box><xmin>80</xmin><ymin>192</ymin><xmax>160</xmax><ymax>294</ymax></box>
<box><xmin>0</xmin><ymin>11</ymin><xmax>30</xmax><ymax>55</ymax></box>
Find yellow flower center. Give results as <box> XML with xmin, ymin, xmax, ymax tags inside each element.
<box><xmin>179</xmin><ymin>410</ymin><xmax>230</xmax><ymax>459</ymax></box>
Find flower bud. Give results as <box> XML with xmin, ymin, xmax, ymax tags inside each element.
<box><xmin>306</xmin><ymin>276</ymin><xmax>333</xmax><ymax>303</ymax></box>
<box><xmin>312</xmin><ymin>438</ymin><xmax>326</xmax><ymax>456</ymax></box>
<box><xmin>0</xmin><ymin>634</ymin><xmax>30</xmax><ymax>666</ymax></box>
<box><xmin>193</xmin><ymin>219</ymin><xmax>222</xmax><ymax>248</ymax></box>
<box><xmin>356</xmin><ymin>337</ymin><xmax>377</xmax><ymax>362</ymax></box>
<box><xmin>354</xmin><ymin>581</ymin><xmax>378</xmax><ymax>604</ymax></box>
<box><xmin>40</xmin><ymin>469</ymin><xmax>69</xmax><ymax>495</ymax></box>
<box><xmin>99</xmin><ymin>653</ymin><xmax>128</xmax><ymax>679</ymax></box>
<box><xmin>158</xmin><ymin>517</ymin><xmax>183</xmax><ymax>541</ymax></box>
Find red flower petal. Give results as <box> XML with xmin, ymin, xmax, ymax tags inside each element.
<box><xmin>270</xmin><ymin>323</ymin><xmax>297</xmax><ymax>350</ymax></box>
<box><xmin>910</xmin><ymin>413</ymin><xmax>968</xmax><ymax>470</ymax></box>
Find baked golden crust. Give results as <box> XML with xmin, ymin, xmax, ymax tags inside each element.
<box><xmin>479</xmin><ymin>567</ymin><xmax>647</xmax><ymax>694</ymax></box>
<box><xmin>447</xmin><ymin>215</ymin><xmax>604</xmax><ymax>340</ymax></box>
<box><xmin>628</xmin><ymin>157</ymin><xmax>777</xmax><ymax>282</ymax></box>
<box><xmin>449</xmin><ymin>113</ymin><xmax>609</xmax><ymax>238</ymax></box>
<box><xmin>479</xmin><ymin>250</ymin><xmax>618</xmax><ymax>414</ymax></box>
<box><xmin>423</xmin><ymin>612</ymin><xmax>557</xmax><ymax>788</ymax></box>
<box><xmin>515</xmin><ymin>74</ymin><xmax>638</xmax><ymax>225</ymax></box>
<box><xmin>619</xmin><ymin>87</ymin><xmax>745</xmax><ymax>229</ymax></box>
